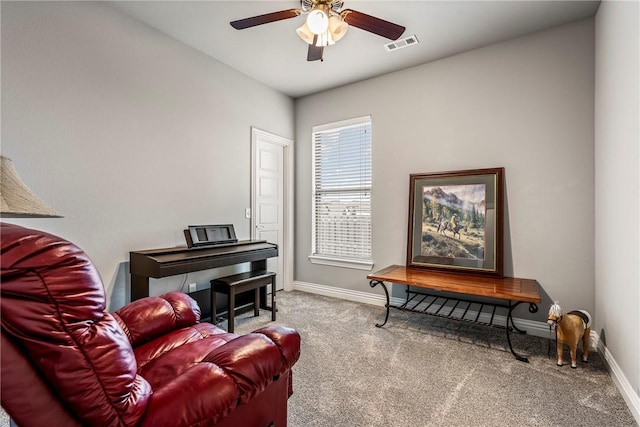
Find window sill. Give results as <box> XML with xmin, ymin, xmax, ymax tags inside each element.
<box><xmin>308</xmin><ymin>255</ymin><xmax>374</xmax><ymax>271</ymax></box>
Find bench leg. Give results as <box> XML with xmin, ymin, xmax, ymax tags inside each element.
<box><xmin>260</xmin><ymin>286</ymin><xmax>267</xmax><ymax>310</ymax></box>
<box><xmin>271</xmin><ymin>276</ymin><xmax>276</xmax><ymax>321</ymax></box>
<box><xmin>228</xmin><ymin>290</ymin><xmax>235</xmax><ymax>333</ymax></box>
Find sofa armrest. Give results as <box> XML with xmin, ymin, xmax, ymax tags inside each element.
<box><xmin>209</xmin><ymin>326</ymin><xmax>301</xmax><ymax>401</ymax></box>
<box><xmin>252</xmin><ymin>325</ymin><xmax>301</xmax><ymax>397</ymax></box>
<box><xmin>252</xmin><ymin>325</ymin><xmax>301</xmax><ymax>370</ymax></box>
<box><xmin>114</xmin><ymin>292</ymin><xmax>201</xmax><ymax>347</ymax></box>
<box><xmin>139</xmin><ymin>327</ymin><xmax>301</xmax><ymax>426</ymax></box>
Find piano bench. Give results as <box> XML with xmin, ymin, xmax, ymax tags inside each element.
<box><xmin>210</xmin><ymin>270</ymin><xmax>276</xmax><ymax>333</ymax></box>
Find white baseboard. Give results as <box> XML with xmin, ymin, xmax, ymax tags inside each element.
<box><xmin>597</xmin><ymin>335</ymin><xmax>640</xmax><ymax>425</ymax></box>
<box><xmin>292</xmin><ymin>281</ymin><xmax>387</xmax><ymax>306</ymax></box>
<box><xmin>291</xmin><ymin>281</ymin><xmax>639</xmax><ymax>424</ymax></box>
<box><xmin>292</xmin><ymin>281</ymin><xmax>639</xmax><ymax>424</ymax></box>
<box><xmin>292</xmin><ymin>280</ymin><xmax>550</xmax><ymax>337</ymax></box>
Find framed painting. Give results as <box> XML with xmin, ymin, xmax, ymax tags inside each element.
<box><xmin>407</xmin><ymin>167</ymin><xmax>504</xmax><ymax>277</ymax></box>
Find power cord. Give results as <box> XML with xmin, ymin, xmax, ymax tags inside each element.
<box><xmin>179</xmin><ymin>273</ymin><xmax>189</xmax><ymax>293</ymax></box>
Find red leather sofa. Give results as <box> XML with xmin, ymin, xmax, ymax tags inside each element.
<box><xmin>0</xmin><ymin>223</ymin><xmax>301</xmax><ymax>426</ymax></box>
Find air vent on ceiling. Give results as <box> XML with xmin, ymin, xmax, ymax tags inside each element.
<box><xmin>384</xmin><ymin>35</ymin><xmax>419</xmax><ymax>52</ymax></box>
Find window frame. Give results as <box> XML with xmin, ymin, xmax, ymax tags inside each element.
<box><xmin>308</xmin><ymin>115</ymin><xmax>374</xmax><ymax>271</ymax></box>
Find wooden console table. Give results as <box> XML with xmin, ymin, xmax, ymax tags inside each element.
<box><xmin>368</xmin><ymin>265</ymin><xmax>541</xmax><ymax>362</ymax></box>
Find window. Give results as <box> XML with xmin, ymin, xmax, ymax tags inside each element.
<box><xmin>310</xmin><ymin>116</ymin><xmax>373</xmax><ymax>270</ymax></box>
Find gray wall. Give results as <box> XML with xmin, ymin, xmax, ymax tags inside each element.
<box><xmin>1</xmin><ymin>1</ymin><xmax>294</xmax><ymax>309</ymax></box>
<box><xmin>295</xmin><ymin>19</ymin><xmax>595</xmax><ymax>321</ymax></box>
<box><xmin>595</xmin><ymin>0</ymin><xmax>640</xmax><ymax>409</ymax></box>
<box><xmin>1</xmin><ymin>0</ymin><xmax>637</xmax><ymax>418</ymax></box>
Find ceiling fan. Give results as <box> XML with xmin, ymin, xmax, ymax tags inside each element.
<box><xmin>230</xmin><ymin>0</ymin><xmax>406</xmax><ymax>62</ymax></box>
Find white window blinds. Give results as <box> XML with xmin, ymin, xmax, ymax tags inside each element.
<box><xmin>311</xmin><ymin>116</ymin><xmax>372</xmax><ymax>268</ymax></box>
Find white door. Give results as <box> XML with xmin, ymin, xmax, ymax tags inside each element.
<box><xmin>251</xmin><ymin>128</ymin><xmax>292</xmax><ymax>291</ymax></box>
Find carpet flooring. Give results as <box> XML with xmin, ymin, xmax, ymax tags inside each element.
<box><xmin>2</xmin><ymin>290</ymin><xmax>636</xmax><ymax>427</ymax></box>
<box><xmin>233</xmin><ymin>290</ymin><xmax>637</xmax><ymax>427</ymax></box>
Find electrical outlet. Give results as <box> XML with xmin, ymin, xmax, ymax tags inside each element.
<box><xmin>188</xmin><ymin>283</ymin><xmax>197</xmax><ymax>293</ymax></box>
<box><xmin>245</xmin><ymin>208</ymin><xmax>251</xmax><ymax>219</ymax></box>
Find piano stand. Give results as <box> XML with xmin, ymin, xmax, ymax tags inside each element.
<box><xmin>129</xmin><ymin>240</ymin><xmax>279</xmax><ymax>310</ymax></box>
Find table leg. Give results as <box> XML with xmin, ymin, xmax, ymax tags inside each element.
<box><xmin>506</xmin><ymin>301</ymin><xmax>538</xmax><ymax>363</ymax></box>
<box><xmin>131</xmin><ymin>275</ymin><xmax>150</xmax><ymax>301</ymax></box>
<box><xmin>212</xmin><ymin>287</ymin><xmax>218</xmax><ymax>325</ymax></box>
<box><xmin>369</xmin><ymin>280</ymin><xmax>390</xmax><ymax>328</ymax></box>
<box><xmin>254</xmin><ymin>288</ymin><xmax>260</xmax><ymax>316</ymax></box>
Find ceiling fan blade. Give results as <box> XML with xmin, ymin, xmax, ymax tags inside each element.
<box><xmin>307</xmin><ymin>37</ymin><xmax>324</xmax><ymax>62</ymax></box>
<box><xmin>230</xmin><ymin>9</ymin><xmax>300</xmax><ymax>30</ymax></box>
<box><xmin>341</xmin><ymin>9</ymin><xmax>405</xmax><ymax>40</ymax></box>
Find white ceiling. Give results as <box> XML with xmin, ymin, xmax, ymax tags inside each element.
<box><xmin>111</xmin><ymin>1</ymin><xmax>600</xmax><ymax>98</ymax></box>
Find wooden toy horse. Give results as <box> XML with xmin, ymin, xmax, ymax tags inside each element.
<box><xmin>547</xmin><ymin>302</ymin><xmax>592</xmax><ymax>368</ymax></box>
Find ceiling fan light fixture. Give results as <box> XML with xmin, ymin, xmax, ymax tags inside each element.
<box><xmin>306</xmin><ymin>9</ymin><xmax>329</xmax><ymax>34</ymax></box>
<box><xmin>230</xmin><ymin>3</ymin><xmax>405</xmax><ymax>62</ymax></box>
<box><xmin>296</xmin><ymin>22</ymin><xmax>315</xmax><ymax>44</ymax></box>
<box><xmin>328</xmin><ymin>15</ymin><xmax>348</xmax><ymax>42</ymax></box>
<box><xmin>315</xmin><ymin>31</ymin><xmax>335</xmax><ymax>47</ymax></box>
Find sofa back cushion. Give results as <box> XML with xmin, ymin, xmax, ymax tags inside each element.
<box><xmin>0</xmin><ymin>223</ymin><xmax>151</xmax><ymax>426</ymax></box>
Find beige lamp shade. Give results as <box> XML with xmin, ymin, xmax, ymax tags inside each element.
<box><xmin>328</xmin><ymin>16</ymin><xmax>348</xmax><ymax>42</ymax></box>
<box><xmin>0</xmin><ymin>155</ymin><xmax>62</xmax><ymax>218</ymax></box>
<box><xmin>314</xmin><ymin>31</ymin><xmax>335</xmax><ymax>47</ymax></box>
<box><xmin>298</xmin><ymin>12</ymin><xmax>348</xmax><ymax>47</ymax></box>
<box><xmin>306</xmin><ymin>9</ymin><xmax>329</xmax><ymax>34</ymax></box>
<box><xmin>296</xmin><ymin>22</ymin><xmax>315</xmax><ymax>45</ymax></box>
